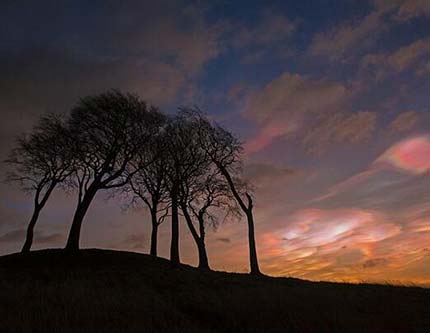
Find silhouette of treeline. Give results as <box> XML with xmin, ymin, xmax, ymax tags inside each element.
<box><xmin>5</xmin><ymin>90</ymin><xmax>261</xmax><ymax>274</ymax></box>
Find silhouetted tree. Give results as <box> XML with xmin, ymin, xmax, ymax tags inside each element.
<box><xmin>4</xmin><ymin>114</ymin><xmax>73</xmax><ymax>253</ymax></box>
<box><xmin>179</xmin><ymin>168</ymin><xmax>238</xmax><ymax>270</ymax></box>
<box><xmin>126</xmin><ymin>135</ymin><xmax>170</xmax><ymax>256</ymax></box>
<box><xmin>164</xmin><ymin>112</ymin><xmax>211</xmax><ymax>265</ymax></box>
<box><xmin>64</xmin><ymin>90</ymin><xmax>164</xmax><ymax>252</ymax></box>
<box><xmin>175</xmin><ymin>120</ymin><xmax>212</xmax><ymax>269</ymax></box>
<box><xmin>188</xmin><ymin>109</ymin><xmax>262</xmax><ymax>275</ymax></box>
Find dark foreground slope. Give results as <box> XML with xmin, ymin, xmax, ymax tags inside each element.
<box><xmin>0</xmin><ymin>250</ymin><xmax>429</xmax><ymax>333</ymax></box>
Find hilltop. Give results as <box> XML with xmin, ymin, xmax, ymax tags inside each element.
<box><xmin>0</xmin><ymin>249</ymin><xmax>429</xmax><ymax>332</ymax></box>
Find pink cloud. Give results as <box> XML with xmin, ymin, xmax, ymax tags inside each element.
<box><xmin>255</xmin><ymin>206</ymin><xmax>429</xmax><ymax>284</ymax></box>
<box><xmin>375</xmin><ymin>134</ymin><xmax>430</xmax><ymax>174</ymax></box>
<box><xmin>244</xmin><ymin>123</ymin><xmax>292</xmax><ymax>153</ymax></box>
<box><xmin>316</xmin><ymin>134</ymin><xmax>430</xmax><ymax>201</ymax></box>
<box><xmin>256</xmin><ymin>208</ymin><xmax>401</xmax><ymax>277</ymax></box>
<box><xmin>242</xmin><ymin>72</ymin><xmax>348</xmax><ymax>154</ymax></box>
<box><xmin>279</xmin><ymin>209</ymin><xmax>399</xmax><ymax>252</ymax></box>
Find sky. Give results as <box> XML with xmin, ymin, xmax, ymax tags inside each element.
<box><xmin>0</xmin><ymin>0</ymin><xmax>429</xmax><ymax>285</ymax></box>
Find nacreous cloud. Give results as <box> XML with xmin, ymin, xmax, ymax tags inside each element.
<box><xmin>280</xmin><ymin>208</ymin><xmax>400</xmax><ymax>254</ymax></box>
<box><xmin>316</xmin><ymin>134</ymin><xmax>430</xmax><ymax>202</ymax></box>
<box><xmin>258</xmin><ymin>208</ymin><xmax>402</xmax><ymax>279</ymax></box>
<box><xmin>375</xmin><ymin>134</ymin><xmax>430</xmax><ymax>174</ymax></box>
<box><xmin>242</xmin><ymin>73</ymin><xmax>378</xmax><ymax>154</ymax></box>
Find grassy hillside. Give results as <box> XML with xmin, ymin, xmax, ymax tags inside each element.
<box><xmin>0</xmin><ymin>249</ymin><xmax>429</xmax><ymax>332</ymax></box>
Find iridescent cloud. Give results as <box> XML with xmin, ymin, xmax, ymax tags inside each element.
<box><xmin>316</xmin><ymin>134</ymin><xmax>430</xmax><ymax>201</ymax></box>
<box><xmin>255</xmin><ymin>207</ymin><xmax>429</xmax><ymax>285</ymax></box>
<box><xmin>375</xmin><ymin>134</ymin><xmax>430</xmax><ymax>174</ymax></box>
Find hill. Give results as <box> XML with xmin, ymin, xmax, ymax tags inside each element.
<box><xmin>0</xmin><ymin>249</ymin><xmax>429</xmax><ymax>332</ymax></box>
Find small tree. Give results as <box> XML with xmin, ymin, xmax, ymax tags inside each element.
<box><xmin>64</xmin><ymin>90</ymin><xmax>165</xmax><ymax>252</ymax></box>
<box><xmin>4</xmin><ymin>114</ymin><xmax>73</xmax><ymax>253</ymax></box>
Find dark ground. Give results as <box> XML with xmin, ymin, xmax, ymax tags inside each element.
<box><xmin>0</xmin><ymin>249</ymin><xmax>429</xmax><ymax>332</ymax></box>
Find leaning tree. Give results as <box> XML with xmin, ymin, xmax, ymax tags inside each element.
<box><xmin>64</xmin><ymin>90</ymin><xmax>165</xmax><ymax>252</ymax></box>
<box><xmin>4</xmin><ymin>114</ymin><xmax>73</xmax><ymax>253</ymax></box>
<box><xmin>179</xmin><ymin>166</ymin><xmax>239</xmax><ymax>270</ymax></box>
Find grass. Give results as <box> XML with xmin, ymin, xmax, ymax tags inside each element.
<box><xmin>0</xmin><ymin>249</ymin><xmax>429</xmax><ymax>332</ymax></box>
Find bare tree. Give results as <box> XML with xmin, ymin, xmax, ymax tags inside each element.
<box><xmin>64</xmin><ymin>90</ymin><xmax>165</xmax><ymax>252</ymax></box>
<box><xmin>4</xmin><ymin>114</ymin><xmax>73</xmax><ymax>253</ymax></box>
<box><xmin>163</xmin><ymin>112</ymin><xmax>210</xmax><ymax>265</ymax></box>
<box><xmin>126</xmin><ymin>135</ymin><xmax>170</xmax><ymax>257</ymax></box>
<box><xmin>179</xmin><ymin>168</ymin><xmax>239</xmax><ymax>270</ymax></box>
<box><xmin>186</xmin><ymin>109</ymin><xmax>262</xmax><ymax>275</ymax></box>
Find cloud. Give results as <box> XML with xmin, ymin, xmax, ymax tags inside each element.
<box><xmin>256</xmin><ymin>204</ymin><xmax>429</xmax><ymax>284</ymax></box>
<box><xmin>387</xmin><ymin>39</ymin><xmax>430</xmax><ymax>72</ymax></box>
<box><xmin>0</xmin><ymin>1</ymin><xmax>227</xmax><ymax>177</ymax></box>
<box><xmin>315</xmin><ymin>135</ymin><xmax>430</xmax><ymax>202</ymax></box>
<box><xmin>215</xmin><ymin>237</ymin><xmax>231</xmax><ymax>244</ymax></box>
<box><xmin>281</xmin><ymin>209</ymin><xmax>400</xmax><ymax>249</ymax></box>
<box><xmin>226</xmin><ymin>83</ymin><xmax>248</xmax><ymax>104</ymax></box>
<box><xmin>244</xmin><ymin>73</ymin><xmax>346</xmax><ymax>123</ymax></box>
<box><xmin>231</xmin><ymin>10</ymin><xmax>296</xmax><ymax>49</ymax></box>
<box><xmin>308</xmin><ymin>1</ymin><xmax>398</xmax><ymax>61</ymax></box>
<box><xmin>376</xmin><ymin>134</ymin><xmax>430</xmax><ymax>174</ymax></box>
<box><xmin>256</xmin><ymin>208</ymin><xmax>405</xmax><ymax>278</ymax></box>
<box><xmin>0</xmin><ymin>1</ymin><xmax>223</xmax><ymax>138</ymax></box>
<box><xmin>302</xmin><ymin>111</ymin><xmax>377</xmax><ymax>155</ymax></box>
<box><xmin>309</xmin><ymin>0</ymin><xmax>430</xmax><ymax>62</ymax></box>
<box><xmin>243</xmin><ymin>163</ymin><xmax>296</xmax><ymax>186</ymax></box>
<box><xmin>387</xmin><ymin>111</ymin><xmax>419</xmax><ymax>133</ymax></box>
<box><xmin>243</xmin><ymin>73</ymin><xmax>346</xmax><ymax>153</ymax></box>
<box><xmin>361</xmin><ymin>39</ymin><xmax>430</xmax><ymax>78</ymax></box>
<box><xmin>0</xmin><ymin>229</ymin><xmax>63</xmax><ymax>245</ymax></box>
<box><xmin>242</xmin><ymin>72</ymin><xmax>376</xmax><ymax>154</ymax></box>
<box><xmin>36</xmin><ymin>233</ymin><xmax>64</xmax><ymax>244</ymax></box>
<box><xmin>362</xmin><ymin>258</ymin><xmax>388</xmax><ymax>268</ymax></box>
<box><xmin>228</xmin><ymin>10</ymin><xmax>296</xmax><ymax>64</ymax></box>
<box><xmin>0</xmin><ymin>229</ymin><xmax>25</xmax><ymax>243</ymax></box>
<box><xmin>122</xmin><ymin>233</ymin><xmax>147</xmax><ymax>250</ymax></box>
<box><xmin>396</xmin><ymin>0</ymin><xmax>430</xmax><ymax>20</ymax></box>
<box><xmin>242</xmin><ymin>163</ymin><xmax>302</xmax><ymax>211</ymax></box>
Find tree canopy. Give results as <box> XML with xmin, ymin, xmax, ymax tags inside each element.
<box><xmin>4</xmin><ymin>90</ymin><xmax>261</xmax><ymax>274</ymax></box>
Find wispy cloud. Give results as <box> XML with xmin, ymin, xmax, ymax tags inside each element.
<box><xmin>315</xmin><ymin>135</ymin><xmax>430</xmax><ymax>202</ymax></box>
<box><xmin>242</xmin><ymin>73</ymin><xmax>378</xmax><ymax>154</ymax></box>
<box><xmin>362</xmin><ymin>38</ymin><xmax>430</xmax><ymax>78</ymax></box>
<box><xmin>308</xmin><ymin>1</ymin><xmax>398</xmax><ymax>61</ymax></box>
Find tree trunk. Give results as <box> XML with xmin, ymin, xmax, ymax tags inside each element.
<box><xmin>21</xmin><ymin>207</ymin><xmax>40</xmax><ymax>253</ymax></box>
<box><xmin>182</xmin><ymin>206</ymin><xmax>210</xmax><ymax>270</ymax></box>
<box><xmin>247</xmin><ymin>210</ymin><xmax>261</xmax><ymax>275</ymax></box>
<box><xmin>64</xmin><ymin>188</ymin><xmax>97</xmax><ymax>253</ymax></box>
<box><xmin>197</xmin><ymin>238</ymin><xmax>209</xmax><ymax>270</ymax></box>
<box><xmin>21</xmin><ymin>182</ymin><xmax>56</xmax><ymax>254</ymax></box>
<box><xmin>218</xmin><ymin>165</ymin><xmax>261</xmax><ymax>275</ymax></box>
<box><xmin>197</xmin><ymin>216</ymin><xmax>209</xmax><ymax>270</ymax></box>
<box><xmin>170</xmin><ymin>184</ymin><xmax>180</xmax><ymax>265</ymax></box>
<box><xmin>150</xmin><ymin>208</ymin><xmax>158</xmax><ymax>257</ymax></box>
